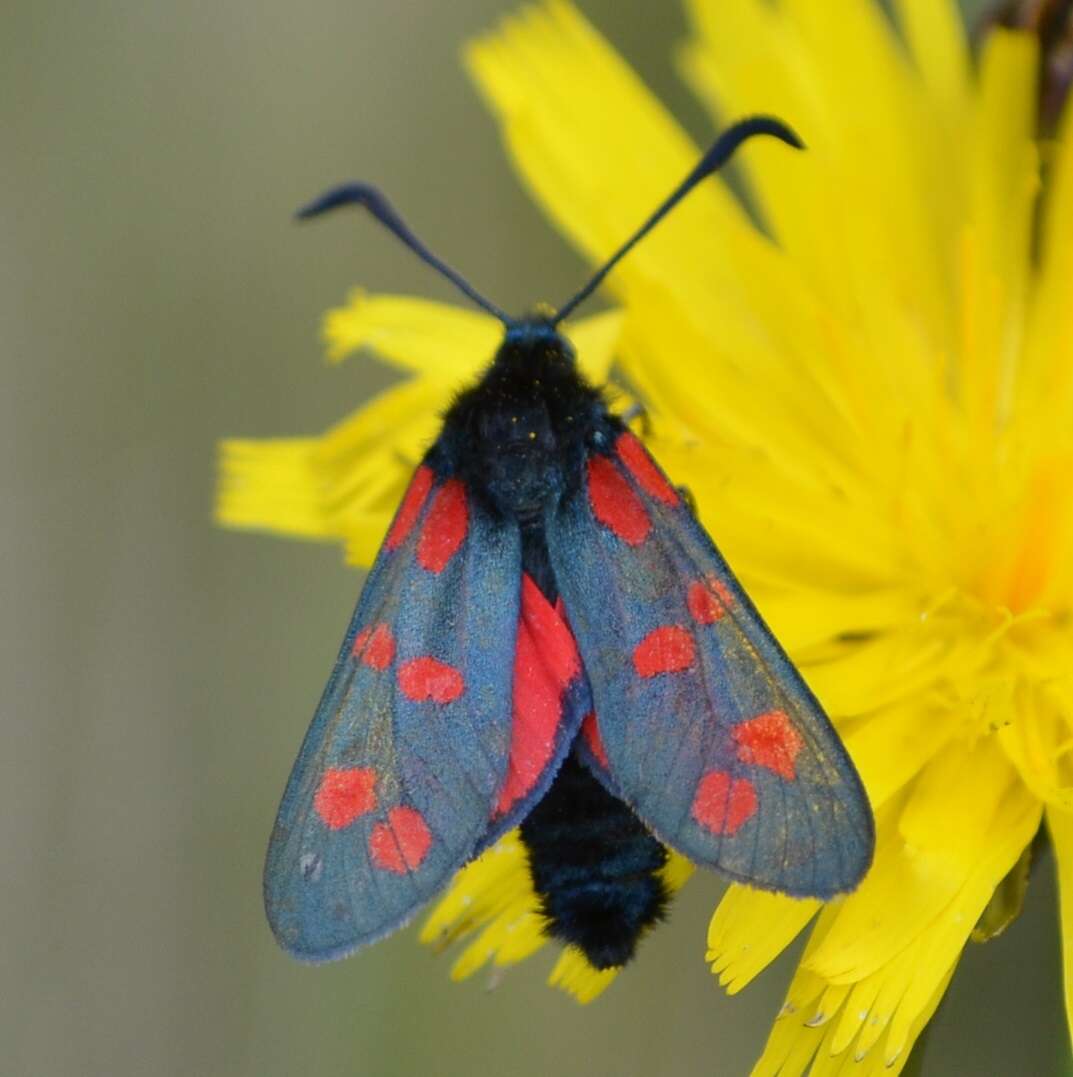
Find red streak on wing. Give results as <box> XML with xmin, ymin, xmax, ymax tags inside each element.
<box><xmin>691</xmin><ymin>770</ymin><xmax>757</xmax><ymax>836</ymax></box>
<box><xmin>520</xmin><ymin>577</ymin><xmax>581</xmax><ymax>686</ymax></box>
<box><xmin>632</xmin><ymin>625</ymin><xmax>696</xmax><ymax>677</ymax></box>
<box><xmin>580</xmin><ymin>712</ymin><xmax>608</xmax><ymax>769</ymax></box>
<box><xmin>615</xmin><ymin>432</ymin><xmax>679</xmax><ymax>506</ymax></box>
<box><xmin>368</xmin><ymin>806</ymin><xmax>432</xmax><ymax>873</ymax></box>
<box><xmin>733</xmin><ymin>710</ymin><xmax>804</xmax><ymax>781</ymax></box>
<box><xmin>417</xmin><ymin>479</ymin><xmax>468</xmax><ymax>573</ymax></box>
<box><xmin>687</xmin><ymin>578</ymin><xmax>734</xmax><ymax>625</ymax></box>
<box><xmin>397</xmin><ymin>656</ymin><xmax>465</xmax><ymax>704</ymax></box>
<box><xmin>587</xmin><ymin>455</ymin><xmax>651</xmax><ymax>545</ymax></box>
<box><xmin>494</xmin><ymin>576</ymin><xmax>583</xmax><ymax>816</ymax></box>
<box><xmin>314</xmin><ymin>767</ymin><xmax>377</xmax><ymax>830</ymax></box>
<box><xmin>385</xmin><ymin>465</ymin><xmax>435</xmax><ymax>550</ymax></box>
<box><xmin>352</xmin><ymin>623</ymin><xmax>395</xmax><ymax>669</ymax></box>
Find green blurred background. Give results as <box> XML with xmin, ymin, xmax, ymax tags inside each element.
<box><xmin>6</xmin><ymin>1</ymin><xmax>1067</xmax><ymax>1074</ymax></box>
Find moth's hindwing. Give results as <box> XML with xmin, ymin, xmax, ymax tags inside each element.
<box><xmin>264</xmin><ymin>464</ymin><xmax>522</xmax><ymax>960</ymax></box>
<box><xmin>546</xmin><ymin>433</ymin><xmax>875</xmax><ymax>899</ymax></box>
<box><xmin>476</xmin><ymin>576</ymin><xmax>588</xmax><ymax>852</ymax></box>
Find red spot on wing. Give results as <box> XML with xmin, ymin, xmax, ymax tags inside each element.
<box><xmin>587</xmin><ymin>455</ymin><xmax>650</xmax><ymax>545</ymax></box>
<box><xmin>417</xmin><ymin>479</ymin><xmax>468</xmax><ymax>573</ymax></box>
<box><xmin>581</xmin><ymin>712</ymin><xmax>608</xmax><ymax>769</ymax></box>
<box><xmin>691</xmin><ymin>770</ymin><xmax>757</xmax><ymax>835</ymax></box>
<box><xmin>632</xmin><ymin>625</ymin><xmax>696</xmax><ymax>677</ymax></box>
<box><xmin>369</xmin><ymin>806</ymin><xmax>432</xmax><ymax>873</ymax></box>
<box><xmin>495</xmin><ymin>576</ymin><xmax>583</xmax><ymax>816</ymax></box>
<box><xmin>734</xmin><ymin>710</ymin><xmax>804</xmax><ymax>781</ymax></box>
<box><xmin>386</xmin><ymin>466</ymin><xmax>434</xmax><ymax>550</ymax></box>
<box><xmin>398</xmin><ymin>657</ymin><xmax>464</xmax><ymax>704</ymax></box>
<box><xmin>615</xmin><ymin>432</ymin><xmax>679</xmax><ymax>506</ymax></box>
<box><xmin>314</xmin><ymin>767</ymin><xmax>377</xmax><ymax>830</ymax></box>
<box><xmin>351</xmin><ymin>623</ymin><xmax>395</xmax><ymax>669</ymax></box>
<box><xmin>687</xmin><ymin>577</ymin><xmax>734</xmax><ymax>625</ymax></box>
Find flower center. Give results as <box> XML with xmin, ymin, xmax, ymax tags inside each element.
<box><xmin>976</xmin><ymin>452</ymin><xmax>1073</xmax><ymax>618</ymax></box>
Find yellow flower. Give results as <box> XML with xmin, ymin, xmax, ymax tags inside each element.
<box><xmin>217</xmin><ymin>0</ymin><xmax>1073</xmax><ymax>1071</ymax></box>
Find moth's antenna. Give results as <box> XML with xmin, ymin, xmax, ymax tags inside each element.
<box><xmin>296</xmin><ymin>183</ymin><xmax>513</xmax><ymax>326</ymax></box>
<box><xmin>553</xmin><ymin>116</ymin><xmax>804</xmax><ymax>324</ymax></box>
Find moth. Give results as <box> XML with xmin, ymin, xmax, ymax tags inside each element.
<box><xmin>264</xmin><ymin>117</ymin><xmax>874</xmax><ymax>969</ymax></box>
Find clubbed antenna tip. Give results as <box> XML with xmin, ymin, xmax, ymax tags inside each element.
<box><xmin>552</xmin><ymin>116</ymin><xmax>804</xmax><ymax>323</ymax></box>
<box><xmin>296</xmin><ymin>182</ymin><xmax>513</xmax><ymax>326</ymax></box>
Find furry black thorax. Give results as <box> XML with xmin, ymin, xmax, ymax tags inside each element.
<box><xmin>431</xmin><ymin>318</ymin><xmax>617</xmax><ymax>526</ymax></box>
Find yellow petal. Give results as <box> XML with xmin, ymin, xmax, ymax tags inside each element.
<box><xmin>756</xmin><ymin>953</ymin><xmax>956</xmax><ymax>1075</ymax></box>
<box><xmin>806</xmin><ymin>740</ymin><xmax>1039</xmax><ymax>983</ymax></box>
<box><xmin>561</xmin><ymin>308</ymin><xmax>623</xmax><ymax>385</ymax></box>
<box><xmin>961</xmin><ymin>31</ymin><xmax>1039</xmax><ymax>436</ymax></box>
<box><xmin>752</xmin><ymin>586</ymin><xmax>917</xmax><ymax>655</ymax></box>
<box><xmin>467</xmin><ymin>1</ymin><xmax>820</xmax><ymax>378</ymax></box>
<box><xmin>999</xmin><ymin>679</ymin><xmax>1073</xmax><ymax>810</ymax></box>
<box><xmin>468</xmin><ymin>0</ymin><xmax>740</xmax><ymax>277</ymax></box>
<box><xmin>832</xmin><ymin>773</ymin><xmax>1034</xmax><ymax>1064</ymax></box>
<box><xmin>681</xmin><ymin>0</ymin><xmax>839</xmax><ymax>286</ymax></box>
<box><xmin>1023</xmin><ymin>96</ymin><xmax>1073</xmax><ymax>437</ymax></box>
<box><xmin>750</xmin><ymin>904</ymin><xmax>840</xmax><ymax>1076</ymax></box>
<box><xmin>704</xmin><ymin>702</ymin><xmax>953</xmax><ymax>1010</ymax></box>
<box><xmin>216</xmin><ymin>438</ymin><xmax>336</xmax><ymax>540</ymax></box>
<box><xmin>757</xmin><ymin>766</ymin><xmax>1038</xmax><ymax>1072</ymax></box>
<box><xmin>318</xmin><ymin>375</ymin><xmax>451</xmax><ymax>473</ymax></box>
<box><xmin>324</xmin><ymin>290</ymin><xmax>499</xmax><ymax>376</ymax></box>
<box><xmin>800</xmin><ymin>630</ymin><xmax>952</xmax><ymax>719</ymax></box>
<box><xmin>315</xmin><ymin>387</ymin><xmax>445</xmax><ymax>535</ymax></box>
<box><xmin>893</xmin><ymin>0</ymin><xmax>970</xmax><ymax>121</ymax></box>
<box><xmin>493</xmin><ymin>911</ymin><xmax>548</xmax><ymax>966</ymax></box>
<box><xmin>660</xmin><ymin>849</ymin><xmax>695</xmax><ymax>892</ymax></box>
<box><xmin>839</xmin><ymin>701</ymin><xmax>960</xmax><ymax>811</ymax></box>
<box><xmin>343</xmin><ymin>515</ymin><xmax>393</xmax><ymax>568</ymax></box>
<box><xmin>684</xmin><ymin>0</ymin><xmax>958</xmax><ymax>363</ymax></box>
<box><xmin>420</xmin><ymin>832</ymin><xmax>535</xmax><ymax>947</ymax></box>
<box><xmin>449</xmin><ymin>899</ymin><xmax>545</xmax><ymax>981</ymax></box>
<box><xmin>325</xmin><ymin>289</ymin><xmax>625</xmax><ymax>388</ymax></box>
<box><xmin>546</xmin><ymin>949</ymin><xmax>617</xmax><ymax>1004</ymax></box>
<box><xmin>969</xmin><ymin>31</ymin><xmax>1039</xmax><ymax>288</ymax></box>
<box><xmin>707</xmin><ymin>886</ymin><xmax>820</xmax><ymax>995</ymax></box>
<box><xmin>216</xmin><ymin>374</ymin><xmax>450</xmax><ymax>560</ymax></box>
<box><xmin>422</xmin><ymin>833</ymin><xmax>550</xmax><ymax>983</ymax></box>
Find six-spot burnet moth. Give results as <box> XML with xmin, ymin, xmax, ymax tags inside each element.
<box><xmin>264</xmin><ymin>116</ymin><xmax>875</xmax><ymax>971</ymax></box>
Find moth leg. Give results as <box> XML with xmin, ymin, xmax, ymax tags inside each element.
<box><xmin>676</xmin><ymin>483</ymin><xmax>697</xmax><ymax>515</ymax></box>
<box><xmin>618</xmin><ymin>402</ymin><xmax>653</xmax><ymax>438</ymax></box>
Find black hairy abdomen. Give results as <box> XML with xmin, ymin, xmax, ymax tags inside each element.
<box><xmin>520</xmin><ymin>753</ymin><xmax>670</xmax><ymax>970</ymax></box>
<box><xmin>517</xmin><ymin>529</ymin><xmax>670</xmax><ymax>970</ymax></box>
